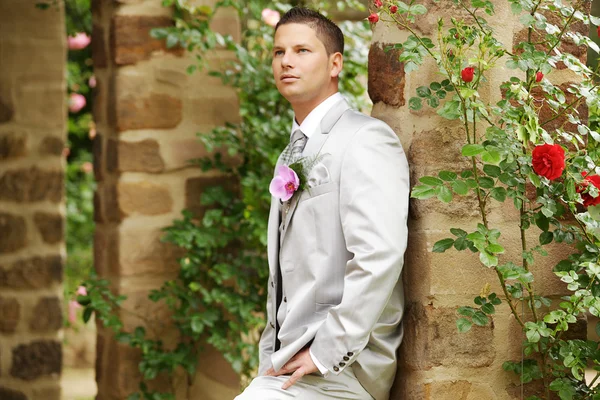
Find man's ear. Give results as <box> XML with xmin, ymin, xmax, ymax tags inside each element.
<box><xmin>330</xmin><ymin>52</ymin><xmax>343</xmax><ymax>78</ymax></box>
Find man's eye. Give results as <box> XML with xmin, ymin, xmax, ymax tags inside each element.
<box><xmin>299</xmin><ymin>49</ymin><xmax>308</xmax><ymax>53</ymax></box>
<box><xmin>274</xmin><ymin>50</ymin><xmax>284</xmax><ymax>56</ymax></box>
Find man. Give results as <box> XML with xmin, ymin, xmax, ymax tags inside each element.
<box><xmin>236</xmin><ymin>7</ymin><xmax>409</xmax><ymax>400</ymax></box>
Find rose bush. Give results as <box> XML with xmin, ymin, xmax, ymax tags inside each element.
<box><xmin>370</xmin><ymin>0</ymin><xmax>600</xmax><ymax>398</ymax></box>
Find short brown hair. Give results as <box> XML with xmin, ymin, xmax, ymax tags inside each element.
<box><xmin>275</xmin><ymin>7</ymin><xmax>344</xmax><ymax>56</ymax></box>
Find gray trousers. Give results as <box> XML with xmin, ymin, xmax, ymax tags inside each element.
<box><xmin>234</xmin><ymin>367</ymin><xmax>374</xmax><ymax>400</ymax></box>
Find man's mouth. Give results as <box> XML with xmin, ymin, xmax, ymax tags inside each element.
<box><xmin>281</xmin><ymin>74</ymin><xmax>299</xmax><ymax>82</ymax></box>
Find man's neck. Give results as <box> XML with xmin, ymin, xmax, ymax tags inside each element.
<box><xmin>292</xmin><ymin>90</ymin><xmax>338</xmax><ymax>125</ymax></box>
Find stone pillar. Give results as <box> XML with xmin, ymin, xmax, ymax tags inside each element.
<box><xmin>92</xmin><ymin>0</ymin><xmax>241</xmax><ymax>398</ymax></box>
<box><xmin>0</xmin><ymin>1</ymin><xmax>67</xmax><ymax>400</ymax></box>
<box><xmin>369</xmin><ymin>1</ymin><xmax>589</xmax><ymax>399</ymax></box>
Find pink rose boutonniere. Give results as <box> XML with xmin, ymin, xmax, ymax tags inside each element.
<box><xmin>269</xmin><ymin>165</ymin><xmax>300</xmax><ymax>201</ymax></box>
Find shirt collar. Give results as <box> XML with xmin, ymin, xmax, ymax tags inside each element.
<box><xmin>290</xmin><ymin>92</ymin><xmax>344</xmax><ymax>139</ymax></box>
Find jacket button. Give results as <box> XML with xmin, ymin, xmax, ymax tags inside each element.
<box><xmin>270</xmin><ymin>322</ymin><xmax>275</xmax><ymax>329</ymax></box>
<box><xmin>343</xmin><ymin>356</ymin><xmax>349</xmax><ymax>361</ymax></box>
<box><xmin>284</xmin><ymin>297</ymin><xmax>287</xmax><ymax>302</ymax></box>
<box><xmin>271</xmin><ymin>281</ymin><xmax>274</xmax><ymax>287</ymax></box>
<box><xmin>339</xmin><ymin>362</ymin><xmax>346</xmax><ymax>367</ymax></box>
<box><xmin>333</xmin><ymin>366</ymin><xmax>339</xmax><ymax>372</ymax></box>
<box><xmin>347</xmin><ymin>352</ymin><xmax>353</xmax><ymax>356</ymax></box>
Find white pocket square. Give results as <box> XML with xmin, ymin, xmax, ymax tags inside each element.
<box><xmin>307</xmin><ymin>161</ymin><xmax>331</xmax><ymax>188</ymax></box>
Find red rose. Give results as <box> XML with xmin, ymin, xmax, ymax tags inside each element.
<box><xmin>374</xmin><ymin>0</ymin><xmax>383</xmax><ymax>8</ymax></box>
<box><xmin>390</xmin><ymin>4</ymin><xmax>398</xmax><ymax>13</ymax></box>
<box><xmin>368</xmin><ymin>13</ymin><xmax>379</xmax><ymax>23</ymax></box>
<box><xmin>531</xmin><ymin>144</ymin><xmax>565</xmax><ymax>180</ymax></box>
<box><xmin>535</xmin><ymin>71</ymin><xmax>543</xmax><ymax>82</ymax></box>
<box><xmin>577</xmin><ymin>172</ymin><xmax>600</xmax><ymax>207</ymax></box>
<box><xmin>461</xmin><ymin>67</ymin><xmax>475</xmax><ymax>83</ymax></box>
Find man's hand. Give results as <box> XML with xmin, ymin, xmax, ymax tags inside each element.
<box><xmin>264</xmin><ymin>347</ymin><xmax>318</xmax><ymax>390</ymax></box>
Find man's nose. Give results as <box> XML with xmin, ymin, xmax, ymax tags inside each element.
<box><xmin>280</xmin><ymin>50</ymin><xmax>293</xmax><ymax>68</ymax></box>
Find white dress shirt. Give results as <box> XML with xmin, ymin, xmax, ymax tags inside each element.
<box><xmin>288</xmin><ymin>92</ymin><xmax>344</xmax><ymax>377</ymax></box>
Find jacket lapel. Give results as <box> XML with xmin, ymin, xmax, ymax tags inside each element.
<box><xmin>267</xmin><ymin>150</ymin><xmax>287</xmax><ymax>278</ymax></box>
<box><xmin>279</xmin><ymin>98</ymin><xmax>351</xmax><ymax>244</ymax></box>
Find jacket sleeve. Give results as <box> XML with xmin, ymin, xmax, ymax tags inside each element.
<box><xmin>257</xmin><ymin>278</ymin><xmax>275</xmax><ymax>376</ymax></box>
<box><xmin>309</xmin><ymin>119</ymin><xmax>410</xmax><ymax>375</ymax></box>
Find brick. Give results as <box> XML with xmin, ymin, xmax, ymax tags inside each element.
<box><xmin>114</xmin><ymin>92</ymin><xmax>182</xmax><ymax>131</ymax></box>
<box><xmin>0</xmin><ymin>255</ymin><xmax>63</xmax><ymax>290</ymax></box>
<box><xmin>0</xmin><ymin>167</ymin><xmax>63</xmax><ymax>202</ymax></box>
<box><xmin>118</xmin><ymin>181</ymin><xmax>173</xmax><ymax>216</ymax></box>
<box><xmin>0</xmin><ymin>387</ymin><xmax>28</xmax><ymax>400</ymax></box>
<box><xmin>0</xmin><ymin>132</ymin><xmax>26</xmax><ymax>160</ymax></box>
<box><xmin>30</xmin><ymin>296</ymin><xmax>63</xmax><ymax>332</ymax></box>
<box><xmin>39</xmin><ymin>136</ymin><xmax>64</xmax><ymax>156</ymax></box>
<box><xmin>0</xmin><ymin>95</ymin><xmax>14</xmax><ymax>123</ymax></box>
<box><xmin>0</xmin><ymin>297</ymin><xmax>20</xmax><ymax>333</ymax></box>
<box><xmin>33</xmin><ymin>212</ymin><xmax>64</xmax><ymax>244</ymax></box>
<box><xmin>106</xmin><ymin>139</ymin><xmax>165</xmax><ymax>173</ymax></box>
<box><xmin>0</xmin><ymin>212</ymin><xmax>27</xmax><ymax>254</ymax></box>
<box><xmin>185</xmin><ymin>175</ymin><xmax>239</xmax><ymax>218</ymax></box>
<box><xmin>368</xmin><ymin>43</ymin><xmax>405</xmax><ymax>107</ymax></box>
<box><xmin>92</xmin><ymin>24</ymin><xmax>107</xmax><ymax>68</ymax></box>
<box><xmin>110</xmin><ymin>15</ymin><xmax>184</xmax><ymax>65</ymax></box>
<box><xmin>399</xmin><ymin>303</ymin><xmax>494</xmax><ymax>370</ymax></box>
<box><xmin>10</xmin><ymin>340</ymin><xmax>62</xmax><ymax>380</ymax></box>
<box><xmin>531</xmin><ymin>83</ymin><xmax>588</xmax><ymax>134</ymax></box>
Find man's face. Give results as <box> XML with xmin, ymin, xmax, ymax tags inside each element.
<box><xmin>272</xmin><ymin>23</ymin><xmax>336</xmax><ymax>106</ymax></box>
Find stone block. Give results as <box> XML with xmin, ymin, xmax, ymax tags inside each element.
<box><xmin>188</xmin><ymin>94</ymin><xmax>241</xmax><ymax>127</ymax></box>
<box><xmin>0</xmin><ymin>255</ymin><xmax>63</xmax><ymax>290</ymax></box>
<box><xmin>412</xmin><ymin>0</ymin><xmax>471</xmax><ymax>36</ymax></box>
<box><xmin>368</xmin><ymin>43</ymin><xmax>405</xmax><ymax>107</ymax></box>
<box><xmin>0</xmin><ymin>387</ymin><xmax>27</xmax><ymax>400</ymax></box>
<box><xmin>106</xmin><ymin>138</ymin><xmax>165</xmax><ymax>173</ymax></box>
<box><xmin>0</xmin><ymin>167</ymin><xmax>63</xmax><ymax>203</ymax></box>
<box><xmin>117</xmin><ymin>181</ymin><xmax>173</xmax><ymax>216</ymax></box>
<box><xmin>39</xmin><ymin>136</ymin><xmax>64</xmax><ymax>156</ymax></box>
<box><xmin>93</xmin><ymin>227</ymin><xmax>119</xmax><ymax>278</ymax></box>
<box><xmin>14</xmin><ymin>81</ymin><xmax>65</xmax><ymax>129</ymax></box>
<box><xmin>0</xmin><ymin>212</ymin><xmax>27</xmax><ymax>254</ymax></box>
<box><xmin>33</xmin><ymin>212</ymin><xmax>64</xmax><ymax>244</ymax></box>
<box><xmin>118</xmin><ymin>226</ymin><xmax>184</xmax><ymax>277</ymax></box>
<box><xmin>110</xmin><ymin>15</ymin><xmax>184</xmax><ymax>65</ymax></box>
<box><xmin>0</xmin><ymin>132</ymin><xmax>26</xmax><ymax>160</ymax></box>
<box><xmin>10</xmin><ymin>340</ymin><xmax>62</xmax><ymax>381</ymax></box>
<box><xmin>407</xmin><ymin>124</ymin><xmax>471</xmax><ymax>169</ymax></box>
<box><xmin>399</xmin><ymin>303</ymin><xmax>495</xmax><ymax>371</ymax></box>
<box><xmin>31</xmin><ymin>385</ymin><xmax>61</xmax><ymax>400</ymax></box>
<box><xmin>101</xmin><ymin>183</ymin><xmax>123</xmax><ymax>223</ymax></box>
<box><xmin>30</xmin><ymin>296</ymin><xmax>63</xmax><ymax>332</ymax></box>
<box><xmin>210</xmin><ymin>8</ymin><xmax>241</xmax><ymax>42</ymax></box>
<box><xmin>114</xmin><ymin>92</ymin><xmax>182</xmax><ymax>131</ymax></box>
<box><xmin>92</xmin><ymin>24</ymin><xmax>108</xmax><ymax>69</ymax></box>
<box><xmin>0</xmin><ymin>297</ymin><xmax>20</xmax><ymax>333</ymax></box>
<box><xmin>399</xmin><ymin>379</ymin><xmax>498</xmax><ymax>400</ymax></box>
<box><xmin>531</xmin><ymin>83</ymin><xmax>588</xmax><ymax>134</ymax></box>
<box><xmin>185</xmin><ymin>175</ymin><xmax>239</xmax><ymax>219</ymax></box>
<box><xmin>92</xmin><ymin>133</ymin><xmax>103</xmax><ymax>182</ymax></box>
<box><xmin>0</xmin><ymin>95</ymin><xmax>14</xmax><ymax>123</ymax></box>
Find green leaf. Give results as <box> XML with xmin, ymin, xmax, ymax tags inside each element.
<box><xmin>419</xmin><ymin>176</ymin><xmax>444</xmax><ymax>186</ymax></box>
<box><xmin>539</xmin><ymin>231</ymin><xmax>553</xmax><ymax>245</ymax></box>
<box><xmin>410</xmin><ymin>4</ymin><xmax>428</xmax><ymax>15</ymax></box>
<box><xmin>482</xmin><ymin>303</ymin><xmax>495</xmax><ymax>314</ymax></box>
<box><xmin>478</xmin><ymin>177</ymin><xmax>495</xmax><ymax>189</ymax></box>
<box><xmin>480</xmin><ymin>251</ymin><xmax>498</xmax><ymax>267</ymax></box>
<box><xmin>439</xmin><ymin>171</ymin><xmax>458</xmax><ymax>181</ymax></box>
<box><xmin>437</xmin><ymin>186</ymin><xmax>453</xmax><ymax>203</ymax></box>
<box><xmin>452</xmin><ymin>180</ymin><xmax>469</xmax><ymax>195</ymax></box>
<box><xmin>483</xmin><ymin>165</ymin><xmax>501</xmax><ymax>177</ymax></box>
<box><xmin>409</xmin><ymin>97</ymin><xmax>423</xmax><ymax>110</ymax></box>
<box><xmin>490</xmin><ymin>187</ymin><xmax>507</xmax><ymax>202</ymax></box>
<box><xmin>416</xmin><ymin>86</ymin><xmax>432</xmax><ymax>97</ymax></box>
<box><xmin>461</xmin><ymin>144</ymin><xmax>486</xmax><ymax>157</ymax></box>
<box><xmin>411</xmin><ymin>184</ymin><xmax>437</xmax><ymax>199</ymax></box>
<box><xmin>457</xmin><ymin>318</ymin><xmax>472</xmax><ymax>332</ymax></box>
<box><xmin>472</xmin><ymin>311</ymin><xmax>489</xmax><ymax>326</ymax></box>
<box><xmin>487</xmin><ymin>244</ymin><xmax>505</xmax><ymax>254</ymax></box>
<box><xmin>433</xmin><ymin>238</ymin><xmax>455</xmax><ymax>253</ymax></box>
<box><xmin>481</xmin><ymin>149</ymin><xmax>501</xmax><ymax>165</ymax></box>
<box><xmin>83</xmin><ymin>307</ymin><xmax>93</xmax><ymax>323</ymax></box>
<box><xmin>437</xmin><ymin>100</ymin><xmax>462</xmax><ymax>120</ymax></box>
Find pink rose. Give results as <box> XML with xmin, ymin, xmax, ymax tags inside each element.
<box><xmin>67</xmin><ymin>32</ymin><xmax>91</xmax><ymax>50</ymax></box>
<box><xmin>69</xmin><ymin>93</ymin><xmax>86</xmax><ymax>113</ymax></box>
<box><xmin>68</xmin><ymin>300</ymin><xmax>81</xmax><ymax>324</ymax></box>
<box><xmin>88</xmin><ymin>75</ymin><xmax>97</xmax><ymax>88</ymax></box>
<box><xmin>76</xmin><ymin>285</ymin><xmax>88</xmax><ymax>296</ymax></box>
<box><xmin>81</xmin><ymin>162</ymin><xmax>93</xmax><ymax>174</ymax></box>
<box><xmin>269</xmin><ymin>165</ymin><xmax>299</xmax><ymax>201</ymax></box>
<box><xmin>261</xmin><ymin>8</ymin><xmax>280</xmax><ymax>27</ymax></box>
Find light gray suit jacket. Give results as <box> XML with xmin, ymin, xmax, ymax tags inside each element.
<box><xmin>258</xmin><ymin>98</ymin><xmax>409</xmax><ymax>400</ymax></box>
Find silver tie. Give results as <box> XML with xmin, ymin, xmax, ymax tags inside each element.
<box><xmin>283</xmin><ymin>129</ymin><xmax>307</xmax><ymax>165</ymax></box>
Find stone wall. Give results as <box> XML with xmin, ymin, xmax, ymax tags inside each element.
<box><xmin>368</xmin><ymin>1</ymin><xmax>589</xmax><ymax>399</ymax></box>
<box><xmin>91</xmin><ymin>0</ymin><xmax>241</xmax><ymax>398</ymax></box>
<box><xmin>0</xmin><ymin>1</ymin><xmax>67</xmax><ymax>400</ymax></box>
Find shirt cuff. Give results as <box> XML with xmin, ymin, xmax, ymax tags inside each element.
<box><xmin>309</xmin><ymin>348</ymin><xmax>329</xmax><ymax>377</ymax></box>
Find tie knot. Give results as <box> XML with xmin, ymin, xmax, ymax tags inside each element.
<box><xmin>290</xmin><ymin>129</ymin><xmax>306</xmax><ymax>145</ymax></box>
